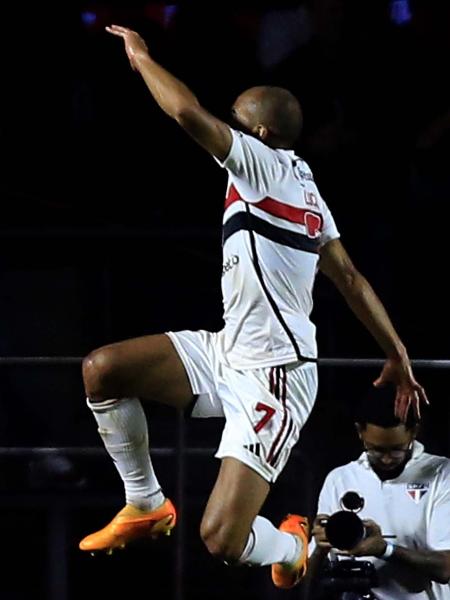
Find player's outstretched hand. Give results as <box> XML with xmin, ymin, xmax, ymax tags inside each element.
<box><xmin>374</xmin><ymin>357</ymin><xmax>429</xmax><ymax>422</ymax></box>
<box><xmin>106</xmin><ymin>24</ymin><xmax>149</xmax><ymax>71</ymax></box>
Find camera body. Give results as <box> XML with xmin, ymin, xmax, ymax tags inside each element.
<box><xmin>320</xmin><ymin>558</ymin><xmax>378</xmax><ymax>598</ymax></box>
<box><xmin>318</xmin><ymin>492</ymin><xmax>379</xmax><ymax>599</ymax></box>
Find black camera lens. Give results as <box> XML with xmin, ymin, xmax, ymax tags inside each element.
<box><xmin>325</xmin><ymin>511</ymin><xmax>365</xmax><ymax>550</ymax></box>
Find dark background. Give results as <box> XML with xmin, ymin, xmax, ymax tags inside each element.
<box><xmin>0</xmin><ymin>1</ymin><xmax>449</xmax><ymax>599</ymax></box>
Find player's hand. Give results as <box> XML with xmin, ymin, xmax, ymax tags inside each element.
<box><xmin>106</xmin><ymin>25</ymin><xmax>149</xmax><ymax>71</ymax></box>
<box><xmin>340</xmin><ymin>519</ymin><xmax>387</xmax><ymax>558</ymax></box>
<box><xmin>373</xmin><ymin>357</ymin><xmax>429</xmax><ymax>422</ymax></box>
<box><xmin>312</xmin><ymin>514</ymin><xmax>332</xmax><ymax>552</ymax></box>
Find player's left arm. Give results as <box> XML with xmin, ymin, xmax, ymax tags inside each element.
<box><xmin>343</xmin><ymin>520</ymin><xmax>450</xmax><ymax>584</ymax></box>
<box><xmin>106</xmin><ymin>25</ymin><xmax>232</xmax><ymax>161</ymax></box>
<box><xmin>318</xmin><ymin>238</ymin><xmax>428</xmax><ymax>421</ymax></box>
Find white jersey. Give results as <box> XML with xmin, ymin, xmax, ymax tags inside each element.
<box><xmin>215</xmin><ymin>128</ymin><xmax>339</xmax><ymax>369</ymax></box>
<box><xmin>310</xmin><ymin>442</ymin><xmax>450</xmax><ymax>600</ymax></box>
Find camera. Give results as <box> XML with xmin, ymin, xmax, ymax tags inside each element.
<box><xmin>322</xmin><ymin>491</ymin><xmax>366</xmax><ymax>550</ymax></box>
<box><xmin>320</xmin><ymin>559</ymin><xmax>378</xmax><ymax>599</ymax></box>
<box><xmin>318</xmin><ymin>492</ymin><xmax>379</xmax><ymax>599</ymax></box>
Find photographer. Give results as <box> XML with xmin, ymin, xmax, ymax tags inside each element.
<box><xmin>306</xmin><ymin>386</ymin><xmax>450</xmax><ymax>599</ymax></box>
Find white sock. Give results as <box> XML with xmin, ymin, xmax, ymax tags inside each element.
<box><xmin>238</xmin><ymin>515</ymin><xmax>301</xmax><ymax>567</ymax></box>
<box><xmin>87</xmin><ymin>397</ymin><xmax>165</xmax><ymax>511</ymax></box>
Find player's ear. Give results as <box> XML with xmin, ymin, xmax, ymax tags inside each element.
<box><xmin>355</xmin><ymin>422</ymin><xmax>363</xmax><ymax>439</ymax></box>
<box><xmin>255</xmin><ymin>124</ymin><xmax>268</xmax><ymax>140</ymax></box>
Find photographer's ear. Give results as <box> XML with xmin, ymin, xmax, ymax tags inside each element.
<box><xmin>411</xmin><ymin>423</ymin><xmax>420</xmax><ymax>439</ymax></box>
<box><xmin>355</xmin><ymin>422</ymin><xmax>363</xmax><ymax>440</ymax></box>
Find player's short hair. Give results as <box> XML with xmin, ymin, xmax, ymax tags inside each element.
<box><xmin>355</xmin><ymin>384</ymin><xmax>419</xmax><ymax>430</ymax></box>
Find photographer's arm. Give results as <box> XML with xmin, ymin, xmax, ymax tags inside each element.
<box><xmin>303</xmin><ymin>548</ymin><xmax>331</xmax><ymax>598</ymax></box>
<box><xmin>302</xmin><ymin>515</ymin><xmax>332</xmax><ymax>598</ymax></box>
<box><xmin>388</xmin><ymin>546</ymin><xmax>450</xmax><ymax>585</ymax></box>
<box><xmin>345</xmin><ymin>520</ymin><xmax>450</xmax><ymax>584</ymax></box>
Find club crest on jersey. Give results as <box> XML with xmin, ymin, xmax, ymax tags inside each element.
<box><xmin>406</xmin><ymin>483</ymin><xmax>429</xmax><ymax>504</ymax></box>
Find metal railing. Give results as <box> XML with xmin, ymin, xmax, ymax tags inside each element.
<box><xmin>1</xmin><ymin>357</ymin><xmax>449</xmax><ymax>368</ymax></box>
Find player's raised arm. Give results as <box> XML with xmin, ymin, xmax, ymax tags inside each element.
<box><xmin>106</xmin><ymin>25</ymin><xmax>232</xmax><ymax>160</ymax></box>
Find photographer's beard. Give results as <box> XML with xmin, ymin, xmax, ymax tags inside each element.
<box><xmin>357</xmin><ymin>423</ymin><xmax>418</xmax><ymax>482</ymax></box>
<box><xmin>368</xmin><ymin>450</ymin><xmax>413</xmax><ymax>481</ymax></box>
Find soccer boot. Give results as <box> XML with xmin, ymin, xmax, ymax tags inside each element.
<box><xmin>271</xmin><ymin>514</ymin><xmax>309</xmax><ymax>589</ymax></box>
<box><xmin>79</xmin><ymin>498</ymin><xmax>176</xmax><ymax>554</ymax></box>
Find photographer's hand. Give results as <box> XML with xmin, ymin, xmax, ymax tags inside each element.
<box><xmin>342</xmin><ymin>519</ymin><xmax>386</xmax><ymax>558</ymax></box>
<box><xmin>312</xmin><ymin>514</ymin><xmax>332</xmax><ymax>553</ymax></box>
<box><xmin>302</xmin><ymin>515</ymin><xmax>333</xmax><ymax>597</ymax></box>
<box><xmin>343</xmin><ymin>520</ymin><xmax>450</xmax><ymax>583</ymax></box>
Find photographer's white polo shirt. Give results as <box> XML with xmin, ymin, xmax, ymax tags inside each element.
<box><xmin>310</xmin><ymin>442</ymin><xmax>450</xmax><ymax>599</ymax></box>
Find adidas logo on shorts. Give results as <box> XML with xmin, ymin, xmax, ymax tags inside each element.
<box><xmin>243</xmin><ymin>443</ymin><xmax>261</xmax><ymax>457</ymax></box>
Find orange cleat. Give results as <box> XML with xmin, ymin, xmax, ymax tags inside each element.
<box><xmin>79</xmin><ymin>498</ymin><xmax>176</xmax><ymax>554</ymax></box>
<box><xmin>271</xmin><ymin>514</ymin><xmax>309</xmax><ymax>589</ymax></box>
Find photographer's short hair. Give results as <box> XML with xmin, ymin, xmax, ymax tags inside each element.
<box><xmin>356</xmin><ymin>385</ymin><xmax>419</xmax><ymax>430</ymax></box>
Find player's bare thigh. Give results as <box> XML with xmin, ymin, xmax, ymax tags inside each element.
<box><xmin>200</xmin><ymin>458</ymin><xmax>270</xmax><ymax>561</ymax></box>
<box><xmin>82</xmin><ymin>333</ymin><xmax>194</xmax><ymax>410</ymax></box>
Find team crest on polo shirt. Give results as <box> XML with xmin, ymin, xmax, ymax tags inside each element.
<box><xmin>406</xmin><ymin>483</ymin><xmax>429</xmax><ymax>503</ymax></box>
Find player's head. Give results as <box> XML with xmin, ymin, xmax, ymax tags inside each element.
<box><xmin>355</xmin><ymin>385</ymin><xmax>419</xmax><ymax>476</ymax></box>
<box><xmin>230</xmin><ymin>86</ymin><xmax>302</xmax><ymax>149</ymax></box>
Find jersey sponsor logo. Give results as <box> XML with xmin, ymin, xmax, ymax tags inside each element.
<box><xmin>298</xmin><ymin>170</ymin><xmax>314</xmax><ymax>182</ymax></box>
<box><xmin>406</xmin><ymin>483</ymin><xmax>429</xmax><ymax>503</ymax></box>
<box><xmin>222</xmin><ymin>254</ymin><xmax>239</xmax><ymax>275</ymax></box>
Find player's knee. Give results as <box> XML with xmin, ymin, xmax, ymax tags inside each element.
<box><xmin>82</xmin><ymin>347</ymin><xmax>120</xmax><ymax>400</ymax></box>
<box><xmin>200</xmin><ymin>517</ymin><xmax>244</xmax><ymax>563</ymax></box>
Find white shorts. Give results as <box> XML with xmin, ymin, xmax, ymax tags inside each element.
<box><xmin>166</xmin><ymin>330</ymin><xmax>318</xmax><ymax>483</ymax></box>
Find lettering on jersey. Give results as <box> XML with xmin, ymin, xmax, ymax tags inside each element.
<box><xmin>298</xmin><ymin>170</ymin><xmax>314</xmax><ymax>182</ymax></box>
<box><xmin>406</xmin><ymin>483</ymin><xmax>429</xmax><ymax>504</ymax></box>
<box><xmin>304</xmin><ymin>190</ymin><xmax>318</xmax><ymax>207</ymax></box>
<box><xmin>222</xmin><ymin>254</ymin><xmax>239</xmax><ymax>275</ymax></box>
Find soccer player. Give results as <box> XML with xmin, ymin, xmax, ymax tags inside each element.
<box><xmin>79</xmin><ymin>25</ymin><xmax>427</xmax><ymax>590</ymax></box>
